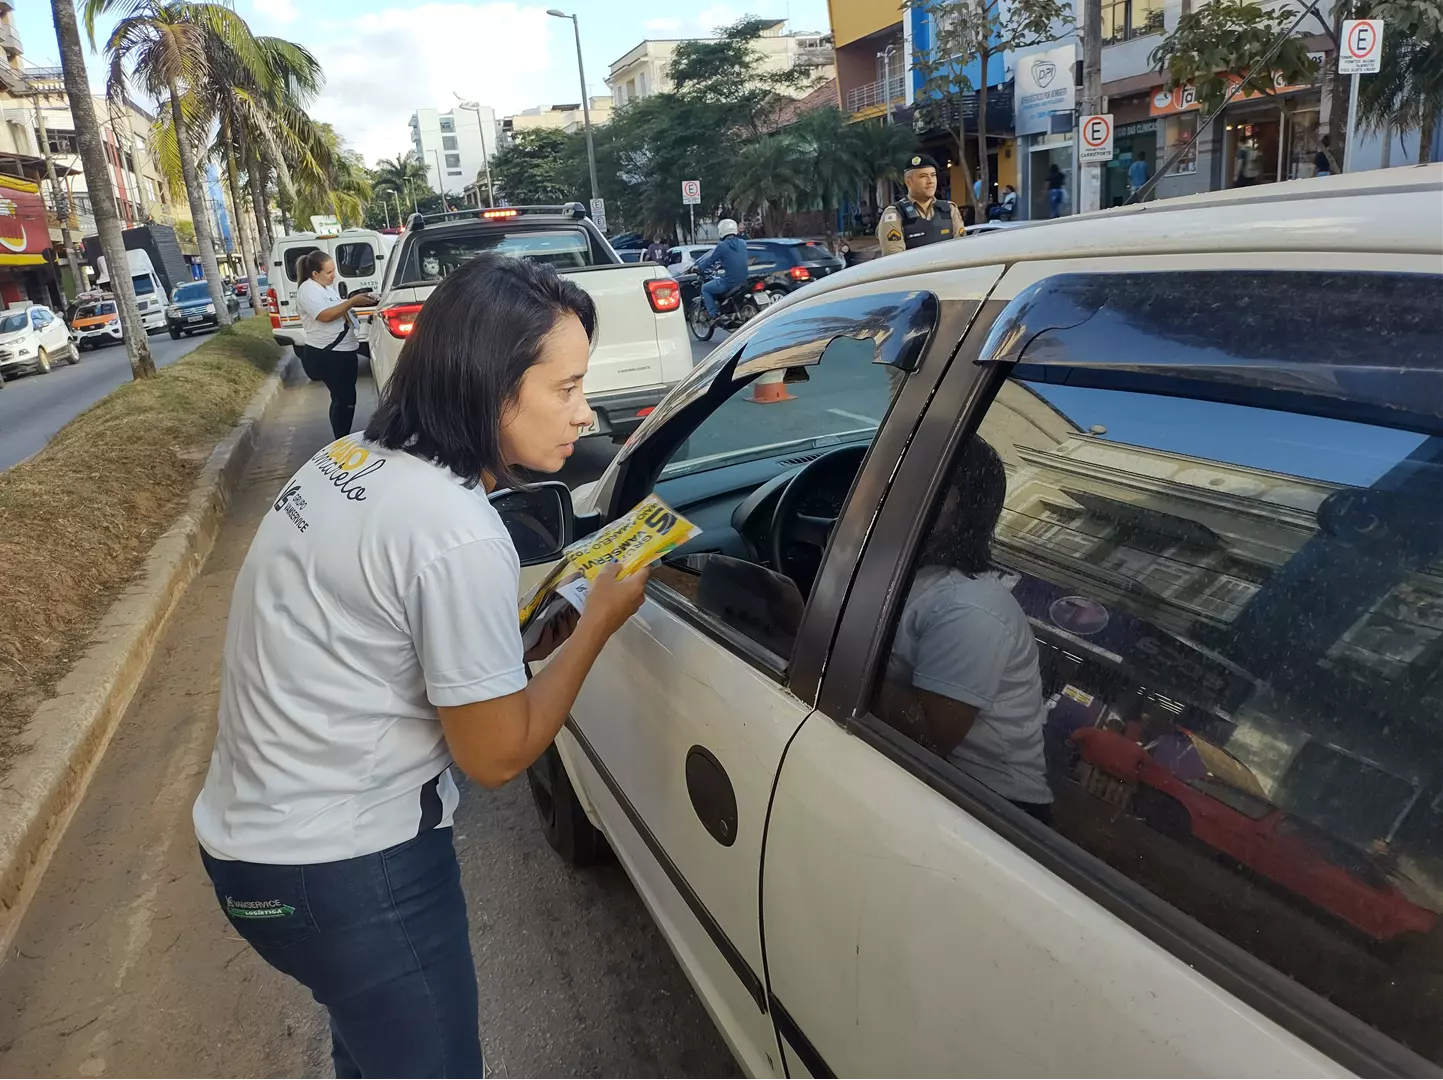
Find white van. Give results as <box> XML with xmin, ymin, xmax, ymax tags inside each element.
<box><xmin>95</xmin><ymin>249</ymin><xmax>166</xmax><ymax>332</ymax></box>
<box><xmin>263</xmin><ymin>227</ymin><xmax>394</xmax><ymax>355</ymax></box>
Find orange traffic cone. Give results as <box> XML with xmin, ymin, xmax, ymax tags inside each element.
<box><xmin>747</xmin><ymin>368</ymin><xmax>794</xmax><ymax>404</ymax></box>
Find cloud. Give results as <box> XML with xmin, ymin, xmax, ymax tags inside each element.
<box><xmin>249</xmin><ymin>0</ymin><xmax>299</xmax><ymax>25</ymax></box>
<box><xmin>249</xmin><ymin>2</ymin><xmax>566</xmax><ymax>164</ymax></box>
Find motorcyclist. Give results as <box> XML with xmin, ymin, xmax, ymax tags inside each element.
<box><xmin>694</xmin><ymin>218</ymin><xmax>748</xmax><ymax>322</ymax></box>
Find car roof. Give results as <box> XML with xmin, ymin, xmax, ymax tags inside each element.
<box><xmin>805</xmin><ymin>165</ymin><xmax>1443</xmax><ymax>302</ymax></box>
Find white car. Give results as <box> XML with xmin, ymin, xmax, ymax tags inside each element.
<box><xmin>264</xmin><ymin>226</ymin><xmax>394</xmax><ymax>356</ymax></box>
<box><xmin>0</xmin><ymin>303</ymin><xmax>77</xmax><ymax>378</ymax></box>
<box><xmin>368</xmin><ymin>205</ymin><xmax>692</xmax><ymax>441</ymax></box>
<box><xmin>496</xmin><ymin>166</ymin><xmax>1443</xmax><ymax>1077</ymax></box>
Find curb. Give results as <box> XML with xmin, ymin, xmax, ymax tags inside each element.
<box><xmin>0</xmin><ymin>352</ymin><xmax>296</xmax><ymax>956</ymax></box>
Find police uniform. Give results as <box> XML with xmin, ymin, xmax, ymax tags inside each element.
<box><xmin>877</xmin><ymin>154</ymin><xmax>968</xmax><ymax>256</ymax></box>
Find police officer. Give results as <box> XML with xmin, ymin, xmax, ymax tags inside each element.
<box><xmin>877</xmin><ymin>153</ymin><xmax>967</xmax><ymax>256</ymax></box>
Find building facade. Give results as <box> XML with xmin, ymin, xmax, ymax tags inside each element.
<box><xmin>502</xmin><ymin>98</ymin><xmax>613</xmax><ymax>141</ymax></box>
<box><xmin>409</xmin><ymin>105</ymin><xmax>500</xmax><ymax>198</ymax></box>
<box><xmin>607</xmin><ymin>20</ymin><xmax>835</xmax><ymax>109</ymax></box>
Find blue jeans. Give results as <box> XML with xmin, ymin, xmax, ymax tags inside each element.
<box><xmin>701</xmin><ymin>276</ymin><xmax>732</xmax><ymax>318</ymax></box>
<box><xmin>200</xmin><ymin>828</ymin><xmax>483</xmax><ymax>1078</ymax></box>
<box><xmin>1049</xmin><ymin>188</ymin><xmax>1064</xmax><ymax>217</ymax></box>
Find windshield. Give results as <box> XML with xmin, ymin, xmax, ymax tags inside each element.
<box><xmin>77</xmin><ymin>302</ymin><xmax>116</xmax><ymax>319</ymax></box>
<box><xmin>173</xmin><ymin>283</ymin><xmax>210</xmax><ymax>303</ymax></box>
<box><xmin>0</xmin><ymin>312</ymin><xmax>27</xmax><ymax>334</ymax></box>
<box><xmin>132</xmin><ymin>273</ymin><xmax>156</xmax><ymax>296</ymax></box>
<box><xmin>399</xmin><ymin>227</ymin><xmax>601</xmax><ymax>283</ymax></box>
<box><xmin>661</xmin><ymin>335</ymin><xmax>895</xmax><ymax>480</ymax></box>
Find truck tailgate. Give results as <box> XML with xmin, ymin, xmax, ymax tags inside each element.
<box><xmin>559</xmin><ymin>264</ymin><xmax>675</xmax><ymax>394</ymax></box>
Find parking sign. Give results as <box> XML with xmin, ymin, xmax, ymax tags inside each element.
<box><xmin>681</xmin><ymin>179</ymin><xmax>701</xmax><ymax>205</ymax></box>
<box><xmin>590</xmin><ymin>197</ymin><xmax>606</xmax><ymax>232</ymax></box>
<box><xmin>1079</xmin><ymin>113</ymin><xmax>1115</xmax><ymax>164</ymax></box>
<box><xmin>1339</xmin><ymin>19</ymin><xmax>1383</xmax><ymax>74</ymax></box>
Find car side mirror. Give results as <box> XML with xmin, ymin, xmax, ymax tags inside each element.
<box><xmin>488</xmin><ymin>481</ymin><xmax>577</xmax><ymax>566</ymax></box>
<box><xmin>337</xmin><ymin>282</ymin><xmax>349</xmax><ymax>299</ymax></box>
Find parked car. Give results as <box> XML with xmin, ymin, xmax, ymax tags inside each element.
<box><xmin>617</xmin><ymin>249</ymin><xmax>646</xmax><ymax>264</ymax></box>
<box><xmin>69</xmin><ymin>298</ymin><xmax>124</xmax><ymax>350</ymax></box>
<box><xmin>232</xmin><ymin>278</ymin><xmax>250</xmax><ymax>299</ymax></box>
<box><xmin>744</xmin><ymin>238</ymin><xmax>845</xmax><ymax>301</ymax></box>
<box><xmin>494</xmin><ymin>166</ymin><xmax>1443</xmax><ymax>1076</ymax></box>
<box><xmin>167</xmin><ymin>280</ymin><xmax>233</xmax><ymax>337</ymax></box>
<box><xmin>661</xmin><ymin>244</ymin><xmax>714</xmax><ymax>275</ymax></box>
<box><xmin>368</xmin><ymin>204</ymin><xmax>690</xmax><ymax>441</ymax></box>
<box><xmin>0</xmin><ymin>303</ymin><xmax>77</xmax><ymax>378</ymax></box>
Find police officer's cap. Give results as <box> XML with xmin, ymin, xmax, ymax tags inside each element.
<box><xmin>904</xmin><ymin>153</ymin><xmax>939</xmax><ymax>172</ymax></box>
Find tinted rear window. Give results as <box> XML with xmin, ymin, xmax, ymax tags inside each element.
<box><xmin>801</xmin><ymin>241</ymin><xmax>839</xmax><ymax>262</ymax></box>
<box><xmin>398</xmin><ymin>227</ymin><xmax>603</xmax><ymax>284</ymax></box>
<box><xmin>173</xmin><ymin>283</ymin><xmax>210</xmax><ymax>303</ymax></box>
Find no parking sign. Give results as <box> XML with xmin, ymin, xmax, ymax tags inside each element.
<box><xmin>1079</xmin><ymin>113</ymin><xmax>1115</xmax><ymax>163</ymax></box>
<box><xmin>1339</xmin><ymin>19</ymin><xmax>1383</xmax><ymax>74</ymax></box>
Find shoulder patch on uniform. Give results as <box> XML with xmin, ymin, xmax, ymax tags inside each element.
<box><xmin>886</xmin><ymin>228</ymin><xmax>903</xmax><ymax>243</ymax></box>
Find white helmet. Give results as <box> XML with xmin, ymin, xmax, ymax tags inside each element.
<box><xmin>717</xmin><ymin>218</ymin><xmax>739</xmax><ymax>238</ymax></box>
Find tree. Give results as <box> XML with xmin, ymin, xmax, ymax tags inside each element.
<box><xmin>790</xmin><ymin>108</ymin><xmax>867</xmax><ymax>243</ymax></box>
<box><xmin>850</xmin><ymin>117</ymin><xmax>921</xmax><ymax>199</ymax></box>
<box><xmin>49</xmin><ymin>0</ymin><xmax>156</xmax><ymax>378</ymax></box>
<box><xmin>908</xmin><ymin>0</ymin><xmax>1070</xmax><ymax>208</ymax></box>
<box><xmin>1150</xmin><ymin>0</ymin><xmax>1322</xmax><ymax>168</ymax></box>
<box><xmin>488</xmin><ymin>128</ymin><xmax>579</xmax><ymax>205</ymax></box>
<box><xmin>89</xmin><ymin>0</ymin><xmax>241</xmax><ymax>323</ymax></box>
<box><xmin>1356</xmin><ymin>0</ymin><xmax>1443</xmax><ymax>164</ymax></box>
<box><xmin>728</xmin><ymin>133</ymin><xmax>808</xmax><ymax>235</ymax></box>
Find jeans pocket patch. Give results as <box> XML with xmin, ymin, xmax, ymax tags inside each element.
<box><xmin>202</xmin><ymin>852</ymin><xmax>319</xmax><ymax>953</ymax></box>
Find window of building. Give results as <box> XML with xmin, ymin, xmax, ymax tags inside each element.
<box><xmin>439</xmin><ymin>116</ymin><xmax>455</xmax><ymax>133</ymax></box>
<box><xmin>447</xmin><ymin>170</ymin><xmax>463</xmax><ymax>176</ymax></box>
<box><xmin>870</xmin><ymin>269</ymin><xmax>1443</xmax><ymax>1068</ymax></box>
<box><xmin>1165</xmin><ymin>113</ymin><xmax>1199</xmax><ymax>174</ymax></box>
<box><xmin>442</xmin><ymin>135</ymin><xmax>458</xmax><ymax>151</ymax></box>
<box><xmin>1101</xmin><ymin>0</ymin><xmax>1163</xmax><ymax>44</ymax></box>
<box><xmin>445</xmin><ymin>153</ymin><xmax>461</xmax><ymax>168</ymax></box>
<box><xmin>41</xmin><ymin>127</ymin><xmax>78</xmax><ymax>155</ymax></box>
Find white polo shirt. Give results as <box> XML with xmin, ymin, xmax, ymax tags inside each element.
<box><xmin>890</xmin><ymin>566</ymin><xmax>1052</xmax><ymax>805</ymax></box>
<box><xmin>296</xmin><ymin>278</ymin><xmax>359</xmax><ymax>351</ymax></box>
<box><xmin>194</xmin><ymin>436</ymin><xmax>527</xmax><ymax>864</ymax></box>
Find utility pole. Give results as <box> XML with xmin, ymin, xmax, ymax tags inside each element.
<box><xmin>1077</xmin><ymin>0</ymin><xmax>1103</xmax><ymax>213</ymax></box>
<box><xmin>454</xmin><ymin>96</ymin><xmax>495</xmax><ymax>208</ymax></box>
<box><xmin>549</xmin><ymin>10</ymin><xmax>601</xmax><ymax>205</ymax></box>
<box><xmin>32</xmin><ymin>93</ymin><xmax>84</xmax><ymax>301</ymax></box>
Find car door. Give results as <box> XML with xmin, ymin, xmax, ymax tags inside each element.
<box><xmin>333</xmin><ymin>237</ymin><xmax>384</xmax><ymax>327</ymax></box>
<box><xmin>547</xmin><ymin>270</ymin><xmax>999</xmax><ymax>1075</ymax></box>
<box><xmin>761</xmin><ymin>256</ymin><xmax>1443</xmax><ymax>1077</ymax></box>
<box><xmin>34</xmin><ymin>309</ymin><xmax>63</xmax><ymax>354</ymax></box>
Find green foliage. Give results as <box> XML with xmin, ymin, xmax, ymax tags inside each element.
<box><xmin>1355</xmin><ymin>0</ymin><xmax>1443</xmax><ymax>162</ymax></box>
<box><xmin>1149</xmin><ymin>0</ymin><xmax>1320</xmax><ymax>112</ymax></box>
<box><xmin>488</xmin><ymin>129</ymin><xmax>580</xmax><ymax>205</ymax></box>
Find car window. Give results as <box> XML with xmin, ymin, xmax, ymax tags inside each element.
<box><xmin>398</xmin><ymin>227</ymin><xmax>599</xmax><ymax>283</ymax></box>
<box><xmin>31</xmin><ymin>309</ymin><xmax>49</xmax><ymax>327</ymax></box>
<box><xmin>0</xmin><ymin>312</ymin><xmax>27</xmax><ymax>333</ymax></box>
<box><xmin>334</xmin><ymin>241</ymin><xmax>376</xmax><ymax>278</ymax></box>
<box><xmin>644</xmin><ymin>292</ymin><xmax>936</xmax><ymax>667</ymax></box>
<box><xmin>131</xmin><ymin>273</ymin><xmax>156</xmax><ymax>296</ymax></box>
<box><xmin>871</xmin><ymin>270</ymin><xmax>1443</xmax><ymax>1068</ymax></box>
<box><xmin>173</xmin><ymin>283</ymin><xmax>210</xmax><ymax>303</ymax></box>
<box><xmin>283</xmin><ymin>245</ymin><xmax>321</xmax><ymax>283</ymax></box>
<box><xmin>746</xmin><ymin>245</ymin><xmax>782</xmax><ymax>271</ymax></box>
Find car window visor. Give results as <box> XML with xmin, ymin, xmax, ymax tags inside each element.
<box><xmin>976</xmin><ymin>270</ymin><xmax>1443</xmax><ymax>435</ymax></box>
<box><xmin>734</xmin><ymin>290</ymin><xmax>939</xmax><ymax>381</ymax></box>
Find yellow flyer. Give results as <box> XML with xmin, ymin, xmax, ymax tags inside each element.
<box><xmin>518</xmin><ymin>494</ymin><xmax>700</xmax><ymax>634</ymax></box>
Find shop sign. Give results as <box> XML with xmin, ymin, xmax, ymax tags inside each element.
<box><xmin>1117</xmin><ymin>120</ymin><xmax>1158</xmax><ymax>139</ymax></box>
<box><xmin>1014</xmin><ymin>43</ymin><xmax>1077</xmax><ymax>136</ymax></box>
<box><xmin>0</xmin><ymin>175</ymin><xmax>53</xmax><ymax>264</ymax></box>
<box><xmin>1150</xmin><ymin>63</ymin><xmax>1325</xmax><ymax>117</ymax></box>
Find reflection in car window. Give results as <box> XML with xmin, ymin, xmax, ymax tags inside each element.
<box><xmin>173</xmin><ymin>283</ymin><xmax>210</xmax><ymax>303</ymax></box>
<box><xmin>0</xmin><ymin>312</ymin><xmax>27</xmax><ymax>333</ymax></box>
<box><xmin>335</xmin><ymin>242</ymin><xmax>376</xmax><ymax>278</ymax></box>
<box><xmin>876</xmin><ymin>372</ymin><xmax>1443</xmax><ymax>1065</ymax></box>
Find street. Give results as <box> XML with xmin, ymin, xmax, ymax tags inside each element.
<box><xmin>0</xmin><ymin>334</ymin><xmax>737</xmax><ymax>1079</ymax></box>
<box><xmin>0</xmin><ymin>311</ymin><xmax>251</xmax><ymax>474</ymax></box>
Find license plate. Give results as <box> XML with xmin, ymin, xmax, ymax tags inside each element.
<box><xmin>186</xmin><ymin>315</ymin><xmax>203</xmax><ymax>323</ymax></box>
<box><xmin>754</xmin><ymin>291</ymin><xmax>772</xmax><ymax>306</ymax></box>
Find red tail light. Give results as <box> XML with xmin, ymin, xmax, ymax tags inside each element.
<box><xmin>753</xmin><ymin>280</ymin><xmax>766</xmax><ymax>291</ymax></box>
<box><xmin>380</xmin><ymin>302</ymin><xmax>424</xmax><ymax>338</ymax></box>
<box><xmin>644</xmin><ymin>277</ymin><xmax>681</xmax><ymax>313</ymax></box>
<box><xmin>482</xmin><ymin>208</ymin><xmax>519</xmax><ymax>219</ymax></box>
<box><xmin>789</xmin><ymin>266</ymin><xmax>812</xmax><ymax>281</ymax></box>
<box><xmin>264</xmin><ymin>286</ymin><xmax>278</xmax><ymax>314</ymax></box>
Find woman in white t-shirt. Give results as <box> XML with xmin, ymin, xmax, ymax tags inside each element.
<box><xmin>194</xmin><ymin>254</ymin><xmax>648</xmax><ymax>1076</ymax></box>
<box><xmin>295</xmin><ymin>250</ymin><xmax>374</xmax><ymax>439</ymax></box>
<box><xmin>879</xmin><ymin>435</ymin><xmax>1053</xmax><ymax>820</ymax></box>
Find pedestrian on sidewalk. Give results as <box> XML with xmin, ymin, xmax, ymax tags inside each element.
<box><xmin>296</xmin><ymin>251</ymin><xmax>375</xmax><ymax>440</ymax></box>
<box><xmin>193</xmin><ymin>253</ymin><xmax>650</xmax><ymax>1078</ymax></box>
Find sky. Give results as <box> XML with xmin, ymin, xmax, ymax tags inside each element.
<box><xmin>16</xmin><ymin>0</ymin><xmax>832</xmax><ymax>165</ymax></box>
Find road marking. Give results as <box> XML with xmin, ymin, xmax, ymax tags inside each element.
<box><xmin>827</xmin><ymin>408</ymin><xmax>879</xmax><ymax>425</ymax></box>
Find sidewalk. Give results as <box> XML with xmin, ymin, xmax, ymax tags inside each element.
<box><xmin>0</xmin><ymin>370</ymin><xmax>732</xmax><ymax>1078</ymax></box>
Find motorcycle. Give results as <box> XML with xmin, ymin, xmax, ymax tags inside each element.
<box><xmin>682</xmin><ymin>267</ymin><xmax>773</xmax><ymax>342</ymax></box>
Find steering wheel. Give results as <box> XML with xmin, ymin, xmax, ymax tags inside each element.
<box><xmin>769</xmin><ymin>444</ymin><xmax>869</xmax><ymax>591</ymax></box>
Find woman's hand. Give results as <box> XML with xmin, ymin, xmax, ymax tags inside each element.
<box><xmin>578</xmin><ymin>563</ymin><xmax>650</xmax><ymax>638</ymax></box>
<box><xmin>347</xmin><ymin>291</ymin><xmax>377</xmax><ymax>308</ymax></box>
<box><xmin>524</xmin><ymin>607</ymin><xmax>579</xmax><ymax>662</ymax></box>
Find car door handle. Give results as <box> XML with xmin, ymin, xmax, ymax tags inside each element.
<box><xmin>685</xmin><ymin>745</ymin><xmax>738</xmax><ymax>847</ymax></box>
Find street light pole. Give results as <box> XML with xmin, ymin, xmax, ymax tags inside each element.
<box><xmin>453</xmin><ymin>94</ymin><xmax>495</xmax><ymax>207</ymax></box>
<box><xmin>430</xmin><ymin>148</ymin><xmax>450</xmax><ymax>210</ymax></box>
<box><xmin>548</xmin><ymin>9</ymin><xmax>600</xmax><ymax>205</ymax></box>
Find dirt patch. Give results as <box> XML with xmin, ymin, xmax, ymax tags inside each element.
<box><xmin>0</xmin><ymin>317</ymin><xmax>280</xmax><ymax>772</ymax></box>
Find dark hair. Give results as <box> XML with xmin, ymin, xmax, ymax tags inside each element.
<box><xmin>921</xmin><ymin>436</ymin><xmax>1006</xmax><ymax>576</ymax></box>
<box><xmin>299</xmin><ymin>250</ymin><xmax>333</xmax><ymax>280</ymax></box>
<box><xmin>364</xmin><ymin>252</ymin><xmax>597</xmax><ymax>487</ymax></box>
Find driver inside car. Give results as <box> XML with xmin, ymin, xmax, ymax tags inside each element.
<box><xmin>875</xmin><ymin>436</ymin><xmax>1054</xmax><ymax>823</ymax></box>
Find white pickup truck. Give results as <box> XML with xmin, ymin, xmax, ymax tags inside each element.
<box><xmin>367</xmin><ymin>204</ymin><xmax>691</xmax><ymax>440</ymax></box>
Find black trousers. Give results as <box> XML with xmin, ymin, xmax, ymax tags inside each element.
<box><xmin>303</xmin><ymin>346</ymin><xmax>359</xmax><ymax>440</ymax></box>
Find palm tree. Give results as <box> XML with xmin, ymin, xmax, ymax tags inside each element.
<box><xmin>728</xmin><ymin>134</ymin><xmax>808</xmax><ymax>236</ymax></box>
<box><xmin>292</xmin><ymin>124</ymin><xmax>372</xmax><ymax>227</ymax></box>
<box><xmin>87</xmin><ymin>0</ymin><xmax>241</xmax><ymax>324</ymax></box>
<box><xmin>1359</xmin><ymin>23</ymin><xmax>1443</xmax><ymax>165</ymax></box>
<box><xmin>790</xmin><ymin>108</ymin><xmax>867</xmax><ymax>245</ymax></box>
<box><xmin>850</xmin><ymin>118</ymin><xmax>920</xmax><ymax>209</ymax></box>
<box><xmin>48</xmin><ymin>0</ymin><xmax>156</xmax><ymax>378</ymax></box>
<box><xmin>373</xmin><ymin>154</ymin><xmax>431</xmax><ymax>214</ymax></box>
